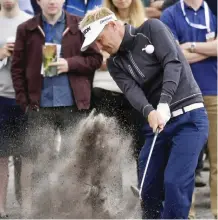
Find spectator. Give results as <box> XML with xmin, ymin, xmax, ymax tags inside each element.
<box><xmin>11</xmin><ymin>0</ymin><xmax>102</xmax><ymax>217</ymax></box>
<box><xmin>0</xmin><ymin>0</ymin><xmax>31</xmax><ymax>217</ymax></box>
<box><xmin>93</xmin><ymin>0</ymin><xmax>146</xmax><ymax>160</ymax></box>
<box><xmin>64</xmin><ymin>0</ymin><xmax>103</xmax><ymax>16</ymax></box>
<box><xmin>161</xmin><ymin>0</ymin><xmax>217</xmax><ymax>218</ymax></box>
<box><xmin>18</xmin><ymin>0</ymin><xmax>34</xmax><ymax>15</ymax></box>
<box><xmin>162</xmin><ymin>0</ymin><xmax>217</xmax><ymax>16</ymax></box>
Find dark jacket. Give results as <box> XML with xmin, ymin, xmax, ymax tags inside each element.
<box><xmin>107</xmin><ymin>20</ymin><xmax>203</xmax><ymax>118</ymax></box>
<box><xmin>11</xmin><ymin>11</ymin><xmax>103</xmax><ymax>111</ymax></box>
<box><xmin>30</xmin><ymin>0</ymin><xmax>41</xmax><ymax>15</ymax></box>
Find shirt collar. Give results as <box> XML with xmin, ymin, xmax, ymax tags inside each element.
<box><xmin>42</xmin><ymin>10</ymin><xmax>65</xmax><ymax>25</ymax></box>
<box><xmin>184</xmin><ymin>1</ymin><xmax>204</xmax><ymax>10</ymax></box>
<box><xmin>119</xmin><ymin>24</ymin><xmax>136</xmax><ymax>52</ymax></box>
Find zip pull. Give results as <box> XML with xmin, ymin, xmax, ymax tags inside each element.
<box><xmin>62</xmin><ymin>27</ymin><xmax>70</xmax><ymax>37</ymax></box>
<box><xmin>37</xmin><ymin>25</ymin><xmax>45</xmax><ymax>37</ymax></box>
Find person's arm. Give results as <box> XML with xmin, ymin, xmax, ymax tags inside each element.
<box><xmin>180</xmin><ymin>40</ymin><xmax>217</xmax><ymax>57</ymax></box>
<box><xmin>195</xmin><ymin>40</ymin><xmax>217</xmax><ymax>56</ymax></box>
<box><xmin>108</xmin><ymin>59</ymin><xmax>167</xmax><ymax>131</ymax></box>
<box><xmin>0</xmin><ymin>44</ymin><xmax>12</xmax><ymax>60</ymax></box>
<box><xmin>181</xmin><ymin>49</ymin><xmax>209</xmax><ymax>63</ymax></box>
<box><xmin>145</xmin><ymin>7</ymin><xmax>162</xmax><ymax>18</ymax></box>
<box><xmin>161</xmin><ymin>11</ymin><xmax>209</xmax><ymax>63</ymax></box>
<box><xmin>66</xmin><ymin>36</ymin><xmax>103</xmax><ymax>76</ymax></box>
<box><xmin>148</xmin><ymin>19</ymin><xmax>183</xmax><ymax>105</ymax></box>
<box><xmin>150</xmin><ymin>0</ymin><xmax>164</xmax><ymax>9</ymax></box>
<box><xmin>107</xmin><ymin>59</ymin><xmax>154</xmax><ymax>118</ymax></box>
<box><xmin>0</xmin><ymin>45</ymin><xmax>10</xmax><ymax>68</ymax></box>
<box><xmin>11</xmin><ymin>24</ymin><xmax>29</xmax><ymax>111</ymax></box>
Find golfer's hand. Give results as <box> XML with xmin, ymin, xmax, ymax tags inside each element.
<box><xmin>157</xmin><ymin>103</ymin><xmax>171</xmax><ymax>124</ymax></box>
<box><xmin>148</xmin><ymin>110</ymin><xmax>165</xmax><ymax>133</ymax></box>
<box><xmin>0</xmin><ymin>44</ymin><xmax>13</xmax><ymax>60</ymax></box>
<box><xmin>49</xmin><ymin>58</ymin><xmax>69</xmax><ymax>74</ymax></box>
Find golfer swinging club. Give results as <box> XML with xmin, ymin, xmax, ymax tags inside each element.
<box><xmin>79</xmin><ymin>7</ymin><xmax>209</xmax><ymax>219</ymax></box>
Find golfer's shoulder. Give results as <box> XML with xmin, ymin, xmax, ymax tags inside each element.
<box><xmin>140</xmin><ymin>18</ymin><xmax>166</xmax><ymax>33</ymax></box>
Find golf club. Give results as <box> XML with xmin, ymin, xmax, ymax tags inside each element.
<box><xmin>131</xmin><ymin>128</ymin><xmax>160</xmax><ymax>200</ymax></box>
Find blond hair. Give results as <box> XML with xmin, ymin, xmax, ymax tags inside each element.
<box><xmin>79</xmin><ymin>7</ymin><xmax>114</xmax><ymax>30</ymax></box>
<box><xmin>103</xmin><ymin>0</ymin><xmax>146</xmax><ymax>27</ymax></box>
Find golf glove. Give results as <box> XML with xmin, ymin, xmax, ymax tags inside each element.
<box><xmin>157</xmin><ymin>103</ymin><xmax>171</xmax><ymax>124</ymax></box>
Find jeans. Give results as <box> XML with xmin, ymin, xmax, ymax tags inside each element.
<box><xmin>0</xmin><ymin>96</ymin><xmax>26</xmax><ymax>157</ymax></box>
<box><xmin>138</xmin><ymin>107</ymin><xmax>209</xmax><ymax>219</ymax></box>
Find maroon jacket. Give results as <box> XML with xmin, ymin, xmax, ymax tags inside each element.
<box><xmin>11</xmin><ymin>12</ymin><xmax>102</xmax><ymax>111</ymax></box>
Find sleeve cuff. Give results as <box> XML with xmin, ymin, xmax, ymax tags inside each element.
<box><xmin>159</xmin><ymin>93</ymin><xmax>172</xmax><ymax>104</ymax></box>
<box><xmin>66</xmin><ymin>58</ymin><xmax>75</xmax><ymax>71</ymax></box>
<box><xmin>143</xmin><ymin>104</ymin><xmax>155</xmax><ymax>118</ymax></box>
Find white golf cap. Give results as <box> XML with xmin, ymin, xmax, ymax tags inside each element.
<box><xmin>81</xmin><ymin>14</ymin><xmax>117</xmax><ymax>52</ymax></box>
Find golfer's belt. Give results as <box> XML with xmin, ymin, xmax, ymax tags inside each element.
<box><xmin>171</xmin><ymin>102</ymin><xmax>204</xmax><ymax>118</ymax></box>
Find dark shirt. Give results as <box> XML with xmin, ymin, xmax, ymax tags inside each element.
<box><xmin>107</xmin><ymin>21</ymin><xmax>203</xmax><ymax>118</ymax></box>
<box><xmin>205</xmin><ymin>0</ymin><xmax>217</xmax><ymax>16</ymax></box>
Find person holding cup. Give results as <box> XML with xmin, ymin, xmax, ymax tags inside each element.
<box><xmin>0</xmin><ymin>36</ymin><xmax>15</xmax><ymax>64</ymax></box>
<box><xmin>0</xmin><ymin>0</ymin><xmax>32</xmax><ymax>217</ymax></box>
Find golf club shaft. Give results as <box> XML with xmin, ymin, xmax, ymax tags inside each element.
<box><xmin>139</xmin><ymin>128</ymin><xmax>159</xmax><ymax>199</ymax></box>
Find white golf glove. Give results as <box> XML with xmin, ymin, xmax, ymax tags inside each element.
<box><xmin>157</xmin><ymin>103</ymin><xmax>171</xmax><ymax>125</ymax></box>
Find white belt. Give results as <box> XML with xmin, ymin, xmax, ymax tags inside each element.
<box><xmin>171</xmin><ymin>103</ymin><xmax>204</xmax><ymax>118</ymax></box>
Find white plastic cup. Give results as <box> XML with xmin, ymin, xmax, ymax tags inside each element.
<box><xmin>6</xmin><ymin>36</ymin><xmax>15</xmax><ymax>44</ymax></box>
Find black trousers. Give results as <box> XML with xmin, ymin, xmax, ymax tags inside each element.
<box><xmin>21</xmin><ymin>106</ymin><xmax>88</xmax><ymax>160</ymax></box>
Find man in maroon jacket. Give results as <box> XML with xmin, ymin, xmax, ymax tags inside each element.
<box><xmin>11</xmin><ymin>0</ymin><xmax>102</xmax><ymax>217</ymax></box>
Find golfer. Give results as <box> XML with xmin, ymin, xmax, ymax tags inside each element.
<box><xmin>79</xmin><ymin>7</ymin><xmax>209</xmax><ymax>219</ymax></box>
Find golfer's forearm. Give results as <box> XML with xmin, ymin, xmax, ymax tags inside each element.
<box><xmin>194</xmin><ymin>40</ymin><xmax>217</xmax><ymax>56</ymax></box>
<box><xmin>125</xmin><ymin>91</ymin><xmax>154</xmax><ymax>118</ymax></box>
<box><xmin>159</xmin><ymin>61</ymin><xmax>182</xmax><ymax>104</ymax></box>
<box><xmin>182</xmin><ymin>49</ymin><xmax>209</xmax><ymax>64</ymax></box>
<box><xmin>117</xmin><ymin>81</ymin><xmax>154</xmax><ymax>117</ymax></box>
<box><xmin>109</xmin><ymin>69</ymin><xmax>154</xmax><ymax>118</ymax></box>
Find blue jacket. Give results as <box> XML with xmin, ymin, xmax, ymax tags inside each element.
<box><xmin>64</xmin><ymin>0</ymin><xmax>103</xmax><ymax>17</ymax></box>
